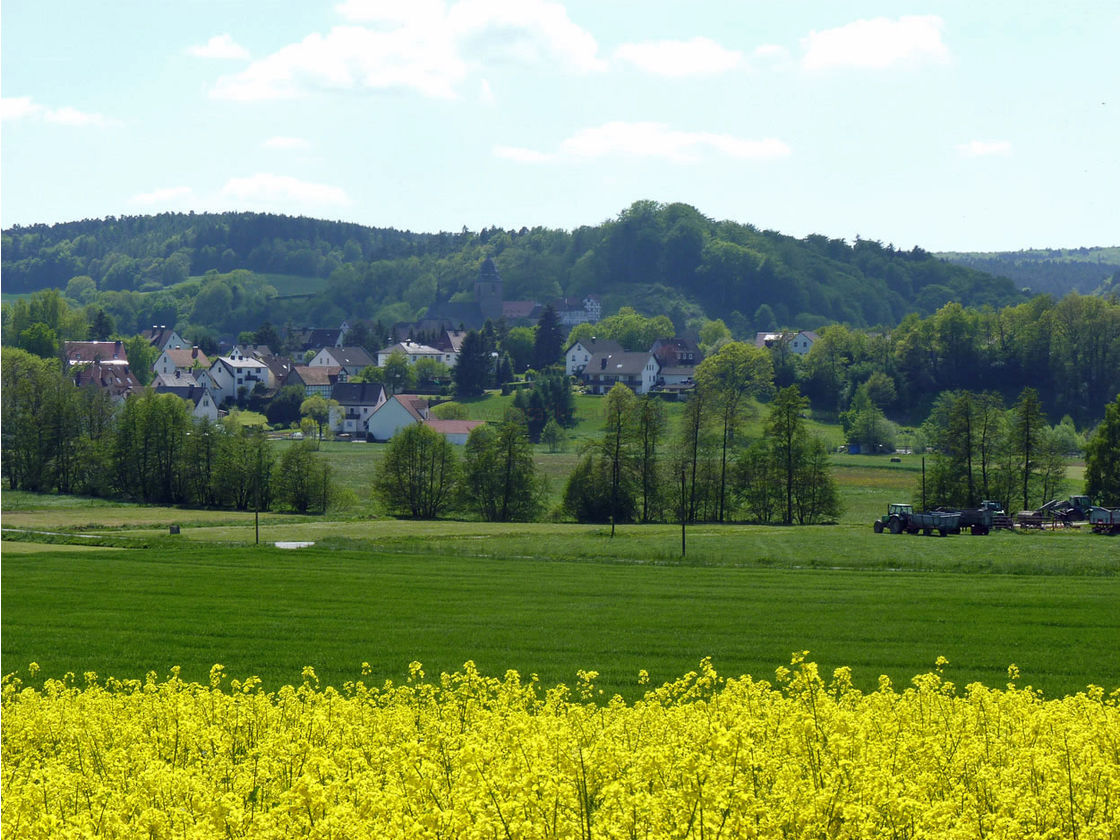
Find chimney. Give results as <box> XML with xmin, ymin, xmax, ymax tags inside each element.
<box><xmin>192</xmin><ymin>346</ymin><xmax>199</xmax><ymax>359</ymax></box>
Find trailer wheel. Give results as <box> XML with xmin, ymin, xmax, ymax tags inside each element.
<box><xmin>889</xmin><ymin>517</ymin><xmax>902</xmax><ymax>534</ymax></box>
<box><xmin>938</xmin><ymin>529</ymin><xmax>949</xmax><ymax>537</ymax></box>
<box><xmin>973</xmin><ymin>526</ymin><xmax>988</xmax><ymax>536</ymax></box>
<box><xmin>874</xmin><ymin>520</ymin><xmax>884</xmax><ymax>533</ymax></box>
<box><xmin>923</xmin><ymin>528</ymin><xmax>932</xmax><ymax>536</ymax></box>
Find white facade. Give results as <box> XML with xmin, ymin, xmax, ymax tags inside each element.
<box><xmin>365</xmin><ymin>395</ymin><xmax>429</xmax><ymax>442</ymax></box>
<box><xmin>205</xmin><ymin>356</ymin><xmax>269</xmax><ymax>406</ymax></box>
<box><xmin>376</xmin><ymin>341</ymin><xmax>458</xmax><ymax>368</ymax></box>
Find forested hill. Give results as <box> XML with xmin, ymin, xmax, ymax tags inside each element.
<box><xmin>3</xmin><ymin>202</ymin><xmax>1024</xmax><ymax>336</ymax></box>
<box><xmin>938</xmin><ymin>247</ymin><xmax>1120</xmax><ymax>297</ymax></box>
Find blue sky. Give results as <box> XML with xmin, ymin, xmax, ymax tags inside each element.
<box><xmin>2</xmin><ymin>1</ymin><xmax>1117</xmax><ymax>251</ymax></box>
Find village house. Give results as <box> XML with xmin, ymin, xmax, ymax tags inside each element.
<box><xmin>288</xmin><ymin>365</ymin><xmax>343</xmax><ymax>398</ymax></box>
<box><xmin>564</xmin><ymin>338</ymin><xmax>623</xmax><ymax>377</ymax></box>
<box><xmin>376</xmin><ymin>340</ymin><xmax>458</xmax><ymax>368</ymax></box>
<box><xmin>154</xmin><ymin>384</ymin><xmax>220</xmax><ymax>422</ymax></box>
<box><xmin>552</xmin><ymin>294</ymin><xmax>602</xmax><ymax>327</ymax></box>
<box><xmin>754</xmin><ymin>330</ymin><xmax>819</xmax><ymax>356</ymax></box>
<box><xmin>73</xmin><ymin>361</ymin><xmax>141</xmax><ymax>402</ymax></box>
<box><xmin>153</xmin><ymin>346</ymin><xmax>210</xmax><ymax>380</ymax></box>
<box><xmin>365</xmin><ymin>394</ymin><xmax>432</xmax><ymax>442</ymax></box>
<box><xmin>140</xmin><ymin>326</ymin><xmax>186</xmax><ymax>353</ymax></box>
<box><xmin>63</xmin><ymin>340</ymin><xmax>128</xmax><ymax>367</ymax></box>
<box><xmin>329</xmin><ymin>382</ymin><xmax>387</xmax><ymax>435</ymax></box>
<box><xmin>203</xmin><ymin>354</ymin><xmax>269</xmax><ymax>406</ymax></box>
<box><xmin>581</xmin><ymin>351</ymin><xmax>661</xmax><ymax>395</ymax></box>
<box><xmin>424</xmin><ymin>419</ymin><xmax>484</xmax><ymax>445</ymax></box>
<box><xmin>310</xmin><ymin>346</ymin><xmax>376</xmax><ymax>378</ymax></box>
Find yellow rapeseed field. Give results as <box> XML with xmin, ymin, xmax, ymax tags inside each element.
<box><xmin>3</xmin><ymin>655</ymin><xmax>1118</xmax><ymax>839</ymax></box>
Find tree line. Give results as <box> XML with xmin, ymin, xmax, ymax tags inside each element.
<box><xmin>1</xmin><ymin>348</ymin><xmax>331</xmax><ymax>513</ymax></box>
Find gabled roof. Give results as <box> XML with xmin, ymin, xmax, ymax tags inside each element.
<box><xmin>155</xmin><ymin>385</ymin><xmax>214</xmax><ymax>406</ymax></box>
<box><xmin>425</xmin><ymin>419</ymin><xmax>484</xmax><ymax>436</ymax></box>
<box><xmin>162</xmin><ymin>347</ymin><xmax>210</xmax><ymax>369</ymax></box>
<box><xmin>64</xmin><ymin>340</ymin><xmax>128</xmax><ymax>365</ymax></box>
<box><xmin>73</xmin><ymin>361</ymin><xmax>141</xmax><ymax>399</ymax></box>
<box><xmin>291</xmin><ymin>365</ymin><xmax>341</xmax><ymax>387</ymax></box>
<box><xmin>585</xmin><ymin>351</ymin><xmax>659</xmax><ymax>377</ymax></box>
<box><xmin>235</xmin><ymin>344</ymin><xmax>273</xmax><ymax>359</ymax></box>
<box><xmin>502</xmin><ymin>300</ymin><xmax>541</xmax><ymax>320</ymax></box>
<box><xmin>378</xmin><ymin>340</ymin><xmax>442</xmax><ymax>357</ymax></box>
<box><xmin>141</xmin><ymin>326</ymin><xmax>180</xmax><ymax>348</ymax></box>
<box><xmin>436</xmin><ymin>330</ymin><xmax>468</xmax><ymax>353</ymax></box>
<box><xmin>332</xmin><ymin>382</ymin><xmax>386</xmax><ymax>406</ymax></box>
<box><xmin>260</xmin><ymin>354</ymin><xmax>294</xmax><ymax>383</ymax></box>
<box><xmin>387</xmin><ymin>394</ymin><xmax>430</xmax><ymax>421</ymax></box>
<box><xmin>322</xmin><ymin>346</ymin><xmax>375</xmax><ymax>368</ymax></box>
<box><xmin>154</xmin><ymin>371</ymin><xmax>199</xmax><ymax>387</ymax></box>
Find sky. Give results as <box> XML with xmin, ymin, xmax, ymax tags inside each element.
<box><xmin>2</xmin><ymin>1</ymin><xmax>1117</xmax><ymax>252</ymax></box>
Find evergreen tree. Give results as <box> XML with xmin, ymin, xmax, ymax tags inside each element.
<box><xmin>1009</xmin><ymin>387</ymin><xmax>1049</xmax><ymax>511</ymax></box>
<box><xmin>532</xmin><ymin>304</ymin><xmax>565</xmax><ymax>369</ymax></box>
<box><xmin>453</xmin><ymin>329</ymin><xmax>492</xmax><ymax>398</ymax></box>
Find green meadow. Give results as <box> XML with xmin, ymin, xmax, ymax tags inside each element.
<box><xmin>4</xmin><ymin>487</ymin><xmax>1117</xmax><ymax>701</ymax></box>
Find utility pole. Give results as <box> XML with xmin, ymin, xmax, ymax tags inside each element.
<box><xmin>680</xmin><ymin>466</ymin><xmax>687</xmax><ymax>558</ymax></box>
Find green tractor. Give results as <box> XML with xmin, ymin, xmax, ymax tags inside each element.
<box><xmin>874</xmin><ymin>503</ymin><xmax>913</xmax><ymax>534</ymax></box>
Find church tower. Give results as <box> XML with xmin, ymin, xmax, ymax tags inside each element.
<box><xmin>475</xmin><ymin>257</ymin><xmax>503</xmax><ymax>322</ymax></box>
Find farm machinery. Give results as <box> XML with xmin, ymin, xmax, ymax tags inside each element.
<box><xmin>872</xmin><ymin>503</ymin><xmax>992</xmax><ymax>536</ymax></box>
<box><xmin>1088</xmin><ymin>507</ymin><xmax>1120</xmax><ymax>534</ymax></box>
<box><xmin>1016</xmin><ymin>495</ymin><xmax>1094</xmax><ymax>528</ymax></box>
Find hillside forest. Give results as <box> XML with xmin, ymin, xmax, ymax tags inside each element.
<box><xmin>3</xmin><ymin>202</ymin><xmax>1119</xmax><ymax>432</ymax></box>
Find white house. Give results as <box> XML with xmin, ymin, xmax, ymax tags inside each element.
<box><xmin>365</xmin><ymin>394</ymin><xmax>431</xmax><ymax>442</ymax></box>
<box><xmin>425</xmin><ymin>419</ymin><xmax>484</xmax><ymax>445</ymax></box>
<box><xmin>154</xmin><ymin>346</ymin><xmax>210</xmax><ymax>379</ymax></box>
<box><xmin>155</xmin><ymin>384</ymin><xmax>219</xmax><ymax>422</ymax></box>
<box><xmin>581</xmin><ymin>351</ymin><xmax>660</xmax><ymax>395</ymax></box>
<box><xmin>754</xmin><ymin>330</ymin><xmax>819</xmax><ymax>356</ymax></box>
<box><xmin>141</xmin><ymin>326</ymin><xmax>186</xmax><ymax>352</ymax></box>
<box><xmin>376</xmin><ymin>341</ymin><xmax>458</xmax><ymax>368</ymax></box>
<box><xmin>329</xmin><ymin>382</ymin><xmax>387</xmax><ymax>435</ymax></box>
<box><xmin>554</xmin><ymin>295</ymin><xmax>602</xmax><ymax>326</ymax></box>
<box><xmin>205</xmin><ymin>355</ymin><xmax>269</xmax><ymax>406</ymax></box>
<box><xmin>564</xmin><ymin>338</ymin><xmax>622</xmax><ymax>377</ymax></box>
<box><xmin>310</xmin><ymin>346</ymin><xmax>376</xmax><ymax>378</ymax></box>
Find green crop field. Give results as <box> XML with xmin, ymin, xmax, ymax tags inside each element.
<box><xmin>3</xmin><ymin>488</ymin><xmax>1118</xmax><ymax>701</ymax></box>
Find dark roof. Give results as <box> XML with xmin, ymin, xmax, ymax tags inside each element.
<box><xmin>584</xmin><ymin>351</ymin><xmax>658</xmax><ymax>377</ymax></box>
<box><xmin>73</xmin><ymin>362</ymin><xmax>141</xmax><ymax>399</ymax></box>
<box><xmin>325</xmin><ymin>346</ymin><xmax>375</xmax><ymax>368</ymax></box>
<box><xmin>154</xmin><ymin>385</ymin><xmax>213</xmax><ymax>406</ymax></box>
<box><xmin>332</xmin><ymin>382</ymin><xmax>386</xmax><ymax>406</ymax></box>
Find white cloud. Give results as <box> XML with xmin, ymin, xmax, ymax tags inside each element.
<box><xmin>212</xmin><ymin>25</ymin><xmax>464</xmax><ymax>100</ymax></box>
<box><xmin>801</xmin><ymin>16</ymin><xmax>948</xmax><ymax>71</ymax></box>
<box><xmin>478</xmin><ymin>78</ymin><xmax>496</xmax><ymax>105</ymax></box>
<box><xmin>1</xmin><ymin>96</ymin><xmax>114</xmax><ymax>126</ymax></box>
<box><xmin>1</xmin><ymin>96</ymin><xmax>43</xmax><ymax>121</ymax></box>
<box><xmin>263</xmin><ymin>136</ymin><xmax>312</xmax><ymax>150</ymax></box>
<box><xmin>219</xmin><ymin>173</ymin><xmax>351</xmax><ymax>207</ymax></box>
<box><xmin>213</xmin><ymin>0</ymin><xmax>602</xmax><ymax>101</ymax></box>
<box><xmin>131</xmin><ymin>186</ymin><xmax>195</xmax><ymax>206</ymax></box>
<box><xmin>187</xmin><ymin>34</ymin><xmax>250</xmax><ymax>60</ymax></box>
<box><xmin>752</xmin><ymin>44</ymin><xmax>789</xmax><ymax>63</ymax></box>
<box><xmin>614</xmin><ymin>37</ymin><xmax>742</xmax><ymax>77</ymax></box>
<box><xmin>496</xmin><ymin>121</ymin><xmax>791</xmax><ymax>164</ymax></box>
<box><xmin>956</xmin><ymin>139</ymin><xmax>1012</xmax><ymax>158</ymax></box>
<box><xmin>448</xmin><ymin>0</ymin><xmax>604</xmax><ymax>73</ymax></box>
